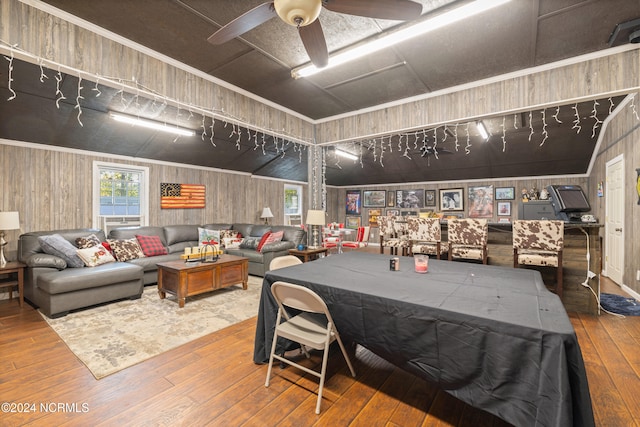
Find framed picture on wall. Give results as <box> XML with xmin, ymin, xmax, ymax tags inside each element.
<box><xmin>387</xmin><ymin>191</ymin><xmax>396</xmax><ymax>207</ymax></box>
<box><xmin>497</xmin><ymin>201</ymin><xmax>511</xmax><ymax>216</ymax></box>
<box><xmin>425</xmin><ymin>190</ymin><xmax>436</xmax><ymax>207</ymax></box>
<box><xmin>468</xmin><ymin>185</ymin><xmax>494</xmax><ymax>218</ymax></box>
<box><xmin>346</xmin><ymin>216</ymin><xmax>361</xmax><ymax>229</ymax></box>
<box><xmin>346</xmin><ymin>190</ymin><xmax>361</xmax><ymax>215</ymax></box>
<box><xmin>368</xmin><ymin>209</ymin><xmax>382</xmax><ymax>227</ymax></box>
<box><xmin>439</xmin><ymin>188</ymin><xmax>464</xmax><ymax>211</ymax></box>
<box><xmin>363</xmin><ymin>190</ymin><xmax>387</xmax><ymax>207</ymax></box>
<box><xmin>495</xmin><ymin>186</ymin><xmax>515</xmax><ymax>200</ymax></box>
<box><xmin>395</xmin><ymin>190</ymin><xmax>425</xmax><ymax>208</ymax></box>
<box><xmin>386</xmin><ymin>209</ymin><xmax>400</xmax><ymax>216</ymax></box>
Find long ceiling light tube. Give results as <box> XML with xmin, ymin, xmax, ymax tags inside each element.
<box><xmin>110</xmin><ymin>112</ymin><xmax>195</xmax><ymax>137</ymax></box>
<box><xmin>292</xmin><ymin>0</ymin><xmax>512</xmax><ymax>79</ymax></box>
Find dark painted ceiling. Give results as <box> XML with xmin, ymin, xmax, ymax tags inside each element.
<box><xmin>1</xmin><ymin>0</ymin><xmax>639</xmax><ymax>186</ymax></box>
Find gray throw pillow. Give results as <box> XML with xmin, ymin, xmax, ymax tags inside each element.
<box><xmin>38</xmin><ymin>234</ymin><xmax>85</xmax><ymax>268</ymax></box>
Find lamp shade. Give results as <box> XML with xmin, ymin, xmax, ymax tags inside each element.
<box><xmin>305</xmin><ymin>209</ymin><xmax>326</xmax><ymax>226</ymax></box>
<box><xmin>261</xmin><ymin>207</ymin><xmax>274</xmax><ymax>219</ymax></box>
<box><xmin>0</xmin><ymin>211</ymin><xmax>19</xmax><ymax>230</ymax></box>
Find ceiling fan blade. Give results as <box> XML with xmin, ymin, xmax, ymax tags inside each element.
<box><xmin>207</xmin><ymin>2</ymin><xmax>276</xmax><ymax>45</ymax></box>
<box><xmin>299</xmin><ymin>20</ymin><xmax>329</xmax><ymax>68</ymax></box>
<box><xmin>323</xmin><ymin>0</ymin><xmax>422</xmax><ymax>21</ymax></box>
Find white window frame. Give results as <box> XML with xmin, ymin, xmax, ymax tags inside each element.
<box><xmin>92</xmin><ymin>161</ymin><xmax>149</xmax><ymax>231</ymax></box>
<box><xmin>284</xmin><ymin>184</ymin><xmax>303</xmax><ymax>225</ymax></box>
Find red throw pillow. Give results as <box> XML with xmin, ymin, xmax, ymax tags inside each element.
<box><xmin>135</xmin><ymin>234</ymin><xmax>168</xmax><ymax>257</ymax></box>
<box><xmin>101</xmin><ymin>241</ymin><xmax>113</xmax><ymax>255</ymax></box>
<box><xmin>256</xmin><ymin>232</ymin><xmax>272</xmax><ymax>252</ymax></box>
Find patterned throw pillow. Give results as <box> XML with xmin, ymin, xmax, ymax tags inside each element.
<box><xmin>38</xmin><ymin>234</ymin><xmax>85</xmax><ymax>268</ymax></box>
<box><xmin>220</xmin><ymin>229</ymin><xmax>239</xmax><ymax>240</ymax></box>
<box><xmin>76</xmin><ymin>244</ymin><xmax>116</xmax><ymax>267</ymax></box>
<box><xmin>260</xmin><ymin>230</ymin><xmax>284</xmax><ymax>252</ymax></box>
<box><xmin>76</xmin><ymin>234</ymin><xmax>102</xmax><ymax>249</ymax></box>
<box><xmin>223</xmin><ymin>237</ymin><xmax>242</xmax><ymax>249</ymax></box>
<box><xmin>135</xmin><ymin>234</ymin><xmax>168</xmax><ymax>257</ymax></box>
<box><xmin>107</xmin><ymin>238</ymin><xmax>146</xmax><ymax>262</ymax></box>
<box><xmin>256</xmin><ymin>232</ymin><xmax>272</xmax><ymax>252</ymax></box>
<box><xmin>198</xmin><ymin>227</ymin><xmax>221</xmax><ymax>246</ymax></box>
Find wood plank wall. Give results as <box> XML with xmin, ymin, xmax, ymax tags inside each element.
<box><xmin>588</xmin><ymin>92</ymin><xmax>640</xmax><ymax>292</ymax></box>
<box><xmin>0</xmin><ymin>141</ymin><xmax>307</xmax><ymax>255</ymax></box>
<box><xmin>0</xmin><ymin>0</ymin><xmax>314</xmax><ymax>145</ymax></box>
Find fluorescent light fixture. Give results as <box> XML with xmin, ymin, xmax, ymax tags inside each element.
<box><xmin>292</xmin><ymin>0</ymin><xmax>512</xmax><ymax>78</ymax></box>
<box><xmin>335</xmin><ymin>148</ymin><xmax>358</xmax><ymax>160</ymax></box>
<box><xmin>477</xmin><ymin>121</ymin><xmax>489</xmax><ymax>140</ymax></box>
<box><xmin>110</xmin><ymin>112</ymin><xmax>195</xmax><ymax>137</ymax></box>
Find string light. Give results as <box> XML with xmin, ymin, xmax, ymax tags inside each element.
<box><xmin>38</xmin><ymin>58</ymin><xmax>48</xmax><ymax>83</ymax></box>
<box><xmin>572</xmin><ymin>103</ymin><xmax>582</xmax><ymax>134</ymax></box>
<box><xmin>590</xmin><ymin>99</ymin><xmax>602</xmax><ymax>138</ymax></box>
<box><xmin>501</xmin><ymin>116</ymin><xmax>506</xmax><ymax>152</ymax></box>
<box><xmin>74</xmin><ymin>75</ymin><xmax>84</xmax><ymax>127</ymax></box>
<box><xmin>3</xmin><ymin>49</ymin><xmax>15</xmax><ymax>101</ymax></box>
<box><xmin>631</xmin><ymin>95</ymin><xmax>640</xmax><ymax>121</ymax></box>
<box><xmin>528</xmin><ymin>111</ymin><xmax>534</xmax><ymax>141</ymax></box>
<box><xmin>540</xmin><ymin>110</ymin><xmax>548</xmax><ymax>147</ymax></box>
<box><xmin>465</xmin><ymin>122</ymin><xmax>471</xmax><ymax>155</ymax></box>
<box><xmin>92</xmin><ymin>77</ymin><xmax>101</xmax><ymax>97</ymax></box>
<box><xmin>552</xmin><ymin>106</ymin><xmax>562</xmax><ymax>123</ymax></box>
<box><xmin>54</xmin><ymin>69</ymin><xmax>65</xmax><ymax>108</ymax></box>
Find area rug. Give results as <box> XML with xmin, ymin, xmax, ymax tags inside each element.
<box><xmin>600</xmin><ymin>293</ymin><xmax>640</xmax><ymax>316</ymax></box>
<box><xmin>41</xmin><ymin>276</ymin><xmax>263</xmax><ymax>379</ymax></box>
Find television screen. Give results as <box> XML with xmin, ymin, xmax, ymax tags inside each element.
<box><xmin>518</xmin><ymin>200</ymin><xmax>558</xmax><ymax>220</ymax></box>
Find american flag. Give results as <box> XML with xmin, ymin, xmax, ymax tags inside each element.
<box><xmin>160</xmin><ymin>183</ymin><xmax>205</xmax><ymax>209</ymax></box>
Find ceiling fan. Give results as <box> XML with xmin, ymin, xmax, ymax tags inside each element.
<box><xmin>207</xmin><ymin>0</ymin><xmax>423</xmax><ymax>68</ymax></box>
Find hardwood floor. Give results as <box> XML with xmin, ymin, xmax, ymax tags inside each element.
<box><xmin>0</xmin><ymin>270</ymin><xmax>638</xmax><ymax>426</ymax></box>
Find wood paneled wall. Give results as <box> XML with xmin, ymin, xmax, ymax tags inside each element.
<box><xmin>316</xmin><ymin>49</ymin><xmax>640</xmax><ymax>144</ymax></box>
<box><xmin>0</xmin><ymin>141</ymin><xmax>307</xmax><ymax>257</ymax></box>
<box><xmin>589</xmin><ymin>92</ymin><xmax>640</xmax><ymax>295</ymax></box>
<box><xmin>0</xmin><ymin>0</ymin><xmax>314</xmax><ymax>144</ymax></box>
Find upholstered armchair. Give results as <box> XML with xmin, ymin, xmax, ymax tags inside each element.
<box><xmin>447</xmin><ymin>218</ymin><xmax>488</xmax><ymax>264</ymax></box>
<box><xmin>406</xmin><ymin>217</ymin><xmax>448</xmax><ymax>259</ymax></box>
<box><xmin>513</xmin><ymin>220</ymin><xmax>564</xmax><ymax>297</ymax></box>
<box><xmin>379</xmin><ymin>216</ymin><xmax>410</xmax><ymax>256</ymax></box>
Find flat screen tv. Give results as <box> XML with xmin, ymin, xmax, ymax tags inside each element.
<box><xmin>546</xmin><ymin>185</ymin><xmax>591</xmax><ymax>221</ymax></box>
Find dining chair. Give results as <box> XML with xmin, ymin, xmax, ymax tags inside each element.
<box><xmin>379</xmin><ymin>215</ymin><xmax>410</xmax><ymax>256</ymax></box>
<box><xmin>341</xmin><ymin>226</ymin><xmax>370</xmax><ymax>250</ymax></box>
<box><xmin>513</xmin><ymin>219</ymin><xmax>564</xmax><ymax>298</ymax></box>
<box><xmin>406</xmin><ymin>217</ymin><xmax>448</xmax><ymax>259</ymax></box>
<box><xmin>321</xmin><ymin>227</ymin><xmax>341</xmax><ymax>253</ymax></box>
<box><xmin>269</xmin><ymin>255</ymin><xmax>303</xmax><ymax>271</ymax></box>
<box><xmin>265</xmin><ymin>281</ymin><xmax>356</xmax><ymax>414</ymax></box>
<box><xmin>447</xmin><ymin>218</ymin><xmax>488</xmax><ymax>264</ymax></box>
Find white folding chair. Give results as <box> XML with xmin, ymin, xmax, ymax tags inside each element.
<box><xmin>269</xmin><ymin>255</ymin><xmax>303</xmax><ymax>271</ymax></box>
<box><xmin>265</xmin><ymin>281</ymin><xmax>356</xmax><ymax>414</ymax></box>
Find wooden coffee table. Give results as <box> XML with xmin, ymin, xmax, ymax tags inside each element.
<box><xmin>288</xmin><ymin>247</ymin><xmax>328</xmax><ymax>262</ymax></box>
<box><xmin>157</xmin><ymin>254</ymin><xmax>248</xmax><ymax>308</ymax></box>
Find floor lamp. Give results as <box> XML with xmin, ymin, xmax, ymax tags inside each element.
<box><xmin>305</xmin><ymin>210</ymin><xmax>325</xmax><ymax>249</ymax></box>
<box><xmin>0</xmin><ymin>211</ymin><xmax>20</xmax><ymax>267</ymax></box>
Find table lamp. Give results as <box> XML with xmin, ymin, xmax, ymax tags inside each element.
<box><xmin>0</xmin><ymin>211</ymin><xmax>20</xmax><ymax>266</ymax></box>
<box><xmin>261</xmin><ymin>207</ymin><xmax>274</xmax><ymax>225</ymax></box>
<box><xmin>305</xmin><ymin>209</ymin><xmax>325</xmax><ymax>248</ymax></box>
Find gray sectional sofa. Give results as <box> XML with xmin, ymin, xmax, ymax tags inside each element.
<box><xmin>18</xmin><ymin>223</ymin><xmax>305</xmax><ymax>318</ymax></box>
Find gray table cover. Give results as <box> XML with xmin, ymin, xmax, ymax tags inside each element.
<box><xmin>253</xmin><ymin>252</ymin><xmax>594</xmax><ymax>427</ymax></box>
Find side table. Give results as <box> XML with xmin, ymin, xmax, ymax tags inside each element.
<box><xmin>0</xmin><ymin>261</ymin><xmax>25</xmax><ymax>307</ymax></box>
<box><xmin>288</xmin><ymin>247</ymin><xmax>328</xmax><ymax>263</ymax></box>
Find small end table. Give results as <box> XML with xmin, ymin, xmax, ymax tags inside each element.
<box><xmin>0</xmin><ymin>261</ymin><xmax>26</xmax><ymax>307</ymax></box>
<box><xmin>288</xmin><ymin>247</ymin><xmax>328</xmax><ymax>263</ymax></box>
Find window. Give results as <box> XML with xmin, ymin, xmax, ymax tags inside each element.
<box><xmin>93</xmin><ymin>161</ymin><xmax>149</xmax><ymax>232</ymax></box>
<box><xmin>284</xmin><ymin>184</ymin><xmax>302</xmax><ymax>225</ymax></box>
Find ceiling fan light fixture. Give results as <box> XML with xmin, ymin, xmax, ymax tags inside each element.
<box><xmin>274</xmin><ymin>0</ymin><xmax>322</xmax><ymax>27</ymax></box>
<box><xmin>292</xmin><ymin>0</ymin><xmax>512</xmax><ymax>78</ymax></box>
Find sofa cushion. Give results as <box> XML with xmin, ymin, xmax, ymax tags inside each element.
<box><xmin>38</xmin><ymin>234</ymin><xmax>85</xmax><ymax>268</ymax></box>
<box><xmin>37</xmin><ymin>262</ymin><xmax>143</xmax><ymax>294</ymax></box>
<box><xmin>76</xmin><ymin>234</ymin><xmax>102</xmax><ymax>249</ymax></box>
<box><xmin>26</xmin><ymin>253</ymin><xmax>68</xmax><ymax>270</ymax></box>
<box><xmin>232</xmin><ymin>224</ymin><xmax>254</xmax><ymax>239</ymax></box>
<box><xmin>239</xmin><ymin>238</ymin><xmax>259</xmax><ymax>250</ymax></box>
<box><xmin>163</xmin><ymin>225</ymin><xmax>198</xmax><ymax>246</ymax></box>
<box><xmin>108</xmin><ymin>238</ymin><xmax>146</xmax><ymax>262</ymax></box>
<box><xmin>135</xmin><ymin>234</ymin><xmax>168</xmax><ymax>257</ymax></box>
<box><xmin>249</xmin><ymin>224</ymin><xmax>271</xmax><ymax>237</ymax></box>
<box><xmin>76</xmin><ymin>244</ymin><xmax>116</xmax><ymax>267</ymax></box>
<box><xmin>109</xmin><ymin>226</ymin><xmax>167</xmax><ymax>246</ymax></box>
